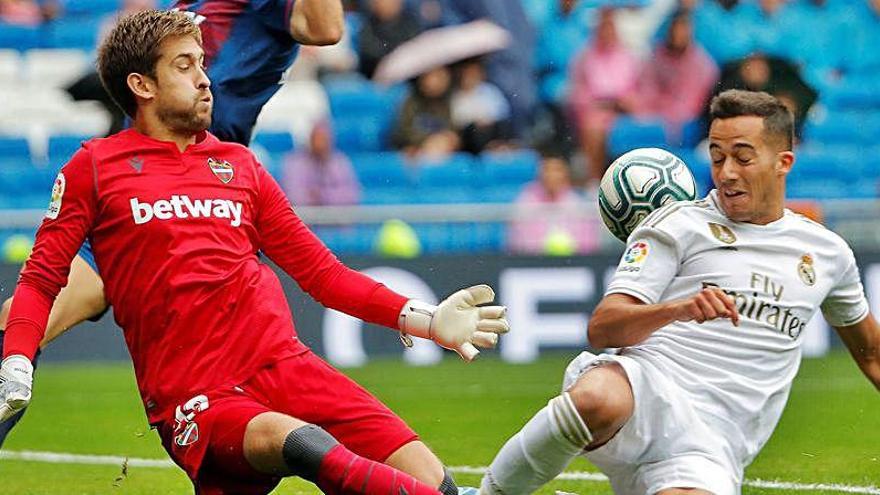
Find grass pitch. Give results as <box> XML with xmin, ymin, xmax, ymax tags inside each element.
<box><xmin>0</xmin><ymin>351</ymin><xmax>878</xmax><ymax>494</ymax></box>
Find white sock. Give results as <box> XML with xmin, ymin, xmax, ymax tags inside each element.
<box><xmin>481</xmin><ymin>393</ymin><xmax>592</xmax><ymax>495</ymax></box>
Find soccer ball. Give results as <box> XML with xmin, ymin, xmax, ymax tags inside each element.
<box><xmin>598</xmin><ymin>148</ymin><xmax>697</xmax><ymax>242</ymax></box>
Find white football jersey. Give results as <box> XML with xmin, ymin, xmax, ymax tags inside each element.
<box><xmin>606</xmin><ymin>190</ymin><xmax>869</xmax><ymax>472</ymax></box>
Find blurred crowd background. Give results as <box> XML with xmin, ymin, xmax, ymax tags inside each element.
<box><xmin>0</xmin><ymin>0</ymin><xmax>878</xmax><ymax>260</ymax></box>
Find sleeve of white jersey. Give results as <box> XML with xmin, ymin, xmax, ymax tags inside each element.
<box><xmin>605</xmin><ymin>227</ymin><xmax>681</xmax><ymax>305</ymax></box>
<box><xmin>821</xmin><ymin>246</ymin><xmax>870</xmax><ymax>327</ymax></box>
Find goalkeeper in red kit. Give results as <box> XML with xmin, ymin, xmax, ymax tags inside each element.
<box><xmin>0</xmin><ymin>10</ymin><xmax>509</xmax><ymax>495</ymax></box>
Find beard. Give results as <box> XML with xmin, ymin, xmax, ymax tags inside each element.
<box><xmin>156</xmin><ymin>97</ymin><xmax>212</xmax><ymax>134</ymax></box>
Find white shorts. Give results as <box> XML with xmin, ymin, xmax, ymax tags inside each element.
<box><xmin>562</xmin><ymin>351</ymin><xmax>740</xmax><ymax>495</ymax></box>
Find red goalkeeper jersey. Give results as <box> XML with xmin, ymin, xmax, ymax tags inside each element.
<box><xmin>4</xmin><ymin>129</ymin><xmax>407</xmax><ymax>422</ymax></box>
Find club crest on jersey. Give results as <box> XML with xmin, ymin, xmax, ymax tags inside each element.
<box><xmin>45</xmin><ymin>172</ymin><xmax>65</xmax><ymax>219</ymax></box>
<box><xmin>709</xmin><ymin>222</ymin><xmax>737</xmax><ymax>244</ymax></box>
<box><xmin>619</xmin><ymin>240</ymin><xmax>649</xmax><ymax>273</ymax></box>
<box><xmin>208</xmin><ymin>157</ymin><xmax>234</xmax><ymax>184</ymax></box>
<box><xmin>797</xmin><ymin>254</ymin><xmax>816</xmax><ymax>286</ymax></box>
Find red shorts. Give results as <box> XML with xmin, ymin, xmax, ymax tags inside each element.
<box><xmin>155</xmin><ymin>350</ymin><xmax>419</xmax><ymax>494</ymax></box>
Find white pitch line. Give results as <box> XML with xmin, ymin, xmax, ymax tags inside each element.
<box><xmin>2</xmin><ymin>450</ymin><xmax>880</xmax><ymax>494</ymax></box>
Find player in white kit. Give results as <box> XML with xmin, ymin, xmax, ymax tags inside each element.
<box><xmin>480</xmin><ymin>89</ymin><xmax>880</xmax><ymax>495</ymax></box>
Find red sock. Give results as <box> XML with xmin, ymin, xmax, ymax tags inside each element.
<box><xmin>316</xmin><ymin>444</ymin><xmax>441</xmax><ymax>495</ymax></box>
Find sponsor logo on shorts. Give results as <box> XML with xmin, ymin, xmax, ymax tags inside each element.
<box><xmin>174</xmin><ymin>395</ymin><xmax>209</xmax><ymax>448</ymax></box>
<box><xmin>797</xmin><ymin>254</ymin><xmax>816</xmax><ymax>286</ymax></box>
<box><xmin>618</xmin><ymin>240</ymin><xmax>649</xmax><ymax>272</ymax></box>
<box><xmin>46</xmin><ymin>172</ymin><xmax>65</xmax><ymax>219</ymax></box>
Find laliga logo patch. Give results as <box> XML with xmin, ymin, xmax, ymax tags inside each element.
<box><xmin>619</xmin><ymin>240</ymin><xmax>649</xmax><ymax>272</ymax></box>
<box><xmin>797</xmin><ymin>254</ymin><xmax>816</xmax><ymax>286</ymax></box>
<box><xmin>208</xmin><ymin>157</ymin><xmax>234</xmax><ymax>184</ymax></box>
<box><xmin>709</xmin><ymin>222</ymin><xmax>737</xmax><ymax>244</ymax></box>
<box><xmin>45</xmin><ymin>172</ymin><xmax>65</xmax><ymax>219</ymax></box>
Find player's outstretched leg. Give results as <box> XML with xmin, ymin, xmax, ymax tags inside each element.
<box><xmin>246</xmin><ymin>412</ymin><xmax>445</xmax><ymax>495</ymax></box>
<box><xmin>481</xmin><ymin>363</ymin><xmax>632</xmax><ymax>495</ymax></box>
<box><xmin>283</xmin><ymin>424</ymin><xmax>445</xmax><ymax>495</ymax></box>
<box><xmin>480</xmin><ymin>393</ymin><xmax>591</xmax><ymax>495</ymax></box>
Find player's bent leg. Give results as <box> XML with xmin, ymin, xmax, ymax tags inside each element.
<box><xmin>567</xmin><ymin>362</ymin><xmax>634</xmax><ymax>449</ymax></box>
<box><xmin>243</xmin><ymin>411</ymin><xmax>444</xmax><ymax>495</ymax></box>
<box><xmin>481</xmin><ymin>363</ymin><xmax>633</xmax><ymax>495</ymax></box>
<box><xmin>385</xmin><ymin>440</ymin><xmax>458</xmax><ymax>494</ymax></box>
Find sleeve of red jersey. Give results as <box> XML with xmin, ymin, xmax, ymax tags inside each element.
<box><xmin>253</xmin><ymin>162</ymin><xmax>407</xmax><ymax>329</ymax></box>
<box><xmin>3</xmin><ymin>148</ymin><xmax>97</xmax><ymax>360</ymax></box>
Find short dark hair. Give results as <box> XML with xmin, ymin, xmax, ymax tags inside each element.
<box><xmin>97</xmin><ymin>10</ymin><xmax>203</xmax><ymax>118</ymax></box>
<box><xmin>709</xmin><ymin>89</ymin><xmax>794</xmax><ymax>150</ymax></box>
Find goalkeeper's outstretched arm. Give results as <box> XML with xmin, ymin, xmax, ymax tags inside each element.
<box><xmin>0</xmin><ymin>254</ymin><xmax>107</xmax><ymax>348</ymax></box>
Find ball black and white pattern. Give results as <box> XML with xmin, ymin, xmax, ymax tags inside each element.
<box><xmin>598</xmin><ymin>148</ymin><xmax>697</xmax><ymax>242</ymax></box>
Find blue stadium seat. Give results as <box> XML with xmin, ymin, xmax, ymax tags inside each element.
<box><xmin>791</xmin><ymin>146</ymin><xmax>860</xmax><ymax>183</ymax></box>
<box><xmin>0</xmin><ymin>163</ymin><xmax>56</xmax><ymax>196</ymax></box>
<box><xmin>412</xmin><ymin>187</ymin><xmax>475</xmax><ymax>204</ymax></box>
<box><xmin>802</xmin><ymin>111</ymin><xmax>878</xmax><ymax>146</ymax></box>
<box><xmin>361</xmin><ymin>187</ymin><xmax>409</xmax><ymax>205</ymax></box>
<box><xmin>0</xmin><ymin>24</ymin><xmax>41</xmax><ymax>50</ymax></box>
<box><xmin>416</xmin><ymin>153</ymin><xmax>476</xmax><ymax>188</ymax></box>
<box><xmin>823</xmin><ymin>76</ymin><xmax>880</xmax><ymax>110</ymax></box>
<box><xmin>350</xmin><ymin>152</ymin><xmax>413</xmax><ymax>188</ymax></box>
<box><xmin>787</xmin><ymin>177</ymin><xmax>852</xmax><ymax>199</ymax></box>
<box><xmin>608</xmin><ymin>116</ymin><xmax>668</xmax><ymax>159</ymax></box>
<box><xmin>61</xmin><ymin>0</ymin><xmax>120</xmax><ymax>15</ymax></box>
<box><xmin>261</xmin><ymin>152</ymin><xmax>284</xmax><ymax>181</ymax></box>
<box><xmin>313</xmin><ymin>225</ymin><xmax>377</xmax><ymax>255</ymax></box>
<box><xmin>47</xmin><ymin>17</ymin><xmax>102</xmax><ymax>50</ymax></box>
<box><xmin>479</xmin><ymin>150</ymin><xmax>539</xmax><ymax>186</ymax></box>
<box><xmin>48</xmin><ymin>134</ymin><xmax>89</xmax><ymax>162</ymax></box>
<box><xmin>325</xmin><ymin>77</ymin><xmax>405</xmax><ymax>120</ymax></box>
<box><xmin>252</xmin><ymin>131</ymin><xmax>294</xmax><ymax>155</ymax></box>
<box><xmin>474</xmin><ymin>185</ymin><xmax>522</xmax><ymax>203</ymax></box>
<box><xmin>669</xmin><ymin>147</ymin><xmax>712</xmax><ymax>196</ymax></box>
<box><xmin>334</xmin><ymin>115</ymin><xmax>389</xmax><ymax>152</ymax></box>
<box><xmin>0</xmin><ymin>137</ymin><xmax>30</xmax><ymax>160</ymax></box>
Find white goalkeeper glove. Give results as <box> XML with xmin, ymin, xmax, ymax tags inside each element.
<box><xmin>0</xmin><ymin>355</ymin><xmax>33</xmax><ymax>422</ymax></box>
<box><xmin>398</xmin><ymin>284</ymin><xmax>509</xmax><ymax>362</ymax></box>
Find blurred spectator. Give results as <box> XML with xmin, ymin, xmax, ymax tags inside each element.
<box><xmin>282</xmin><ymin>120</ymin><xmax>362</xmax><ymax>206</ymax></box>
<box><xmin>439</xmin><ymin>0</ymin><xmax>536</xmax><ymax>140</ymax></box>
<box><xmin>849</xmin><ymin>0</ymin><xmax>880</xmax><ymax>76</ymax></box>
<box><xmin>675</xmin><ymin>0</ymin><xmax>751</xmax><ymax>64</ymax></box>
<box><xmin>0</xmin><ymin>0</ymin><xmax>56</xmax><ymax>25</ymax></box>
<box><xmin>716</xmin><ymin>53</ymin><xmax>817</xmax><ymax>136</ymax></box>
<box><xmin>735</xmin><ymin>0</ymin><xmax>788</xmax><ymax>58</ymax></box>
<box><xmin>634</xmin><ymin>10</ymin><xmax>718</xmax><ymax>139</ymax></box>
<box><xmin>63</xmin><ymin>0</ymin><xmax>157</xmax><ymax>137</ymax></box>
<box><xmin>534</xmin><ymin>0</ymin><xmax>590</xmax><ymax>106</ymax></box>
<box><xmin>508</xmin><ymin>153</ymin><xmax>599</xmax><ymax>255</ymax></box>
<box><xmin>568</xmin><ymin>8</ymin><xmax>640</xmax><ymax>184</ymax></box>
<box><xmin>613</xmin><ymin>0</ymin><xmax>679</xmax><ymax>57</ymax></box>
<box><xmin>99</xmin><ymin>0</ymin><xmax>156</xmax><ymax>43</ymax></box>
<box><xmin>451</xmin><ymin>58</ymin><xmax>512</xmax><ymax>154</ymax></box>
<box><xmin>357</xmin><ymin>0</ymin><xmax>422</xmax><ymax>79</ymax></box>
<box><xmin>391</xmin><ymin>65</ymin><xmax>460</xmax><ymax>158</ymax></box>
